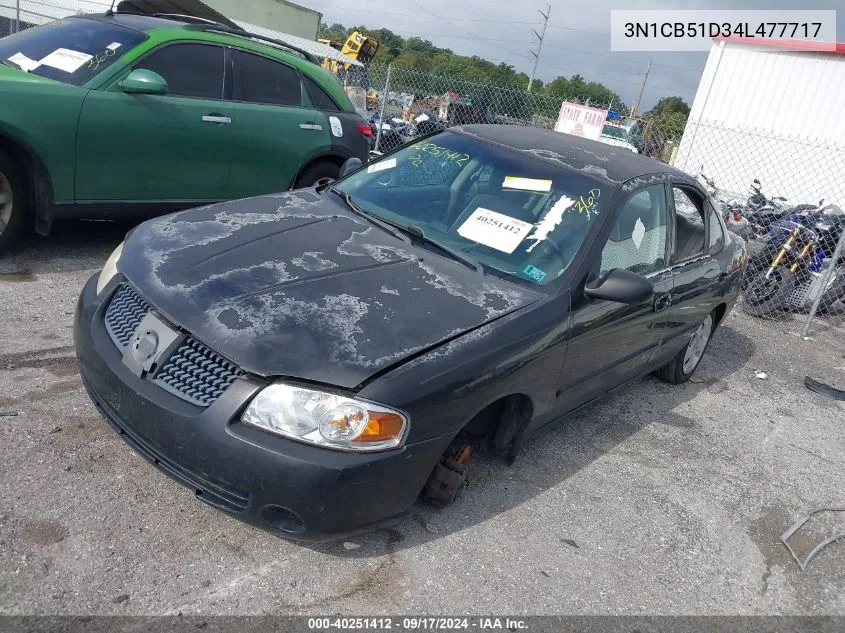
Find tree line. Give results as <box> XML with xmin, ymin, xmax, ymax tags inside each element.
<box><xmin>320</xmin><ymin>22</ymin><xmax>690</xmax><ymax>131</ymax></box>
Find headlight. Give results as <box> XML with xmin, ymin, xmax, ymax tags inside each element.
<box><xmin>96</xmin><ymin>241</ymin><xmax>124</xmax><ymax>295</ymax></box>
<box><xmin>241</xmin><ymin>383</ymin><xmax>408</xmax><ymax>452</ymax></box>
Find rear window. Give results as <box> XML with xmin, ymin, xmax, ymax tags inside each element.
<box><xmin>0</xmin><ymin>17</ymin><xmax>148</xmax><ymax>86</ymax></box>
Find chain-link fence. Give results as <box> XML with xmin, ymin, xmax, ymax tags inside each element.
<box><xmin>0</xmin><ymin>0</ymin><xmax>83</xmax><ymax>37</ymax></box>
<box><xmin>677</xmin><ymin>121</ymin><xmax>845</xmax><ymax>336</ymax></box>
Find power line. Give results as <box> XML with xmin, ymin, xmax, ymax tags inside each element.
<box><xmin>527</xmin><ymin>4</ymin><xmax>550</xmax><ymax>92</ymax></box>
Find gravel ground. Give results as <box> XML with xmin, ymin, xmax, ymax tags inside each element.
<box><xmin>0</xmin><ymin>221</ymin><xmax>844</xmax><ymax>615</ymax></box>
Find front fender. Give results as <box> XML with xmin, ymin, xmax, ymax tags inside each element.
<box><xmin>0</xmin><ymin>77</ymin><xmax>87</xmax><ymax>206</ymax></box>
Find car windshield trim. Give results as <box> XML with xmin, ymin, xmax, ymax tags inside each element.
<box><xmin>406</xmin><ymin>224</ymin><xmax>484</xmax><ymax>274</ymax></box>
<box><xmin>329</xmin><ymin>187</ymin><xmax>410</xmax><ymax>244</ymax></box>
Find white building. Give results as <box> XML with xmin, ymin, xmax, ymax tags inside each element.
<box><xmin>675</xmin><ymin>37</ymin><xmax>845</xmax><ymax>206</ymax></box>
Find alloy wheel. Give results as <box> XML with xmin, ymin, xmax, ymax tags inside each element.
<box><xmin>0</xmin><ymin>170</ymin><xmax>13</xmax><ymax>236</ymax></box>
<box><xmin>682</xmin><ymin>314</ymin><xmax>713</xmax><ymax>374</ymax></box>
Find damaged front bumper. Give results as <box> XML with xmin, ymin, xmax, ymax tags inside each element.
<box><xmin>74</xmin><ymin>273</ymin><xmax>450</xmax><ymax>541</ymax></box>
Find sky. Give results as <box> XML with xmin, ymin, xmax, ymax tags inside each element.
<box><xmin>303</xmin><ymin>0</ymin><xmax>844</xmax><ymax>110</ymax></box>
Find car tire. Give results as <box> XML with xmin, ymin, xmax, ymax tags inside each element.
<box><xmin>0</xmin><ymin>149</ymin><xmax>27</xmax><ymax>255</ymax></box>
<box><xmin>293</xmin><ymin>160</ymin><xmax>341</xmax><ymax>189</ymax></box>
<box><xmin>653</xmin><ymin>312</ymin><xmax>716</xmax><ymax>385</ymax></box>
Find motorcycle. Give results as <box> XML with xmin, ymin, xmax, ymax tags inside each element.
<box><xmin>741</xmin><ymin>178</ymin><xmax>827</xmax><ymax>241</ymax></box>
<box><xmin>367</xmin><ymin>107</ymin><xmax>444</xmax><ymax>158</ymax></box>
<box><xmin>699</xmin><ymin>171</ymin><xmax>753</xmax><ymax>240</ymax></box>
<box><xmin>741</xmin><ymin>204</ymin><xmax>845</xmax><ymax>317</ymax></box>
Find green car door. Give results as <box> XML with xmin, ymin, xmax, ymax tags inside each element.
<box><xmin>225</xmin><ymin>48</ymin><xmax>330</xmax><ymax>198</ymax></box>
<box><xmin>75</xmin><ymin>42</ymin><xmax>232</xmax><ymax>203</ymax></box>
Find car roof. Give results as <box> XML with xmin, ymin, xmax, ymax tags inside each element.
<box><xmin>452</xmin><ymin>124</ymin><xmax>690</xmax><ymax>184</ymax></box>
<box><xmin>81</xmin><ymin>12</ymin><xmax>193</xmax><ymax>31</ymax></box>
<box><xmin>79</xmin><ymin>13</ymin><xmax>312</xmax><ymax>62</ymax></box>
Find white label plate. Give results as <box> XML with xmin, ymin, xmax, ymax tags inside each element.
<box><xmin>39</xmin><ymin>48</ymin><xmax>93</xmax><ymax>73</ymax></box>
<box><xmin>457</xmin><ymin>208</ymin><xmax>533</xmax><ymax>254</ymax></box>
<box><xmin>367</xmin><ymin>158</ymin><xmax>396</xmax><ymax>173</ymax></box>
<box><xmin>8</xmin><ymin>52</ymin><xmax>40</xmax><ymax>72</ymax></box>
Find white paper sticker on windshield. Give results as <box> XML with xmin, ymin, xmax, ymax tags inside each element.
<box><xmin>7</xmin><ymin>52</ymin><xmax>40</xmax><ymax>72</ymax></box>
<box><xmin>106</xmin><ymin>42</ymin><xmax>122</xmax><ymax>51</ymax></box>
<box><xmin>503</xmin><ymin>176</ymin><xmax>553</xmax><ymax>193</ymax></box>
<box><xmin>524</xmin><ymin>195</ymin><xmax>576</xmax><ymax>252</ymax></box>
<box><xmin>39</xmin><ymin>48</ymin><xmax>93</xmax><ymax>73</ymax></box>
<box><xmin>457</xmin><ymin>208</ymin><xmax>533</xmax><ymax>254</ymax></box>
<box><xmin>367</xmin><ymin>158</ymin><xmax>396</xmax><ymax>173</ymax></box>
<box><xmin>632</xmin><ymin>217</ymin><xmax>646</xmax><ymax>250</ymax></box>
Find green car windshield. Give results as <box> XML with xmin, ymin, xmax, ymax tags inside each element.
<box><xmin>0</xmin><ymin>17</ymin><xmax>148</xmax><ymax>86</ymax></box>
<box><xmin>336</xmin><ymin>132</ymin><xmax>609</xmax><ymax>287</ymax></box>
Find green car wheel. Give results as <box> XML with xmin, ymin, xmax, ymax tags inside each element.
<box><xmin>0</xmin><ymin>150</ymin><xmax>26</xmax><ymax>255</ymax></box>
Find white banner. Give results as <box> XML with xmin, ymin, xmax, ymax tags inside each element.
<box><xmin>554</xmin><ymin>102</ymin><xmax>609</xmax><ymax>141</ymax></box>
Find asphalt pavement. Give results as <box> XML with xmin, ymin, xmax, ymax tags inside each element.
<box><xmin>1</xmin><ymin>221</ymin><xmax>844</xmax><ymax>615</ymax></box>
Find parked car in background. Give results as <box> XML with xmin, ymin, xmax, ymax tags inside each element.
<box><xmin>76</xmin><ymin>126</ymin><xmax>746</xmax><ymax>541</ymax></box>
<box><xmin>598</xmin><ymin>123</ymin><xmax>638</xmax><ymax>153</ymax></box>
<box><xmin>0</xmin><ymin>12</ymin><xmax>371</xmax><ymax>253</ymax></box>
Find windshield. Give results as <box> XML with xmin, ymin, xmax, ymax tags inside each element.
<box><xmin>0</xmin><ymin>17</ymin><xmax>148</xmax><ymax>86</ymax></box>
<box><xmin>336</xmin><ymin>132</ymin><xmax>610</xmax><ymax>287</ymax></box>
<box><xmin>601</xmin><ymin>125</ymin><xmax>628</xmax><ymax>140</ymax></box>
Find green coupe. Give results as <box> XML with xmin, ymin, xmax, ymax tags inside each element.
<box><xmin>0</xmin><ymin>12</ymin><xmax>372</xmax><ymax>252</ymax></box>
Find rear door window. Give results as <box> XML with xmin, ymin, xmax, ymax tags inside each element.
<box><xmin>706</xmin><ymin>200</ymin><xmax>725</xmax><ymax>254</ymax></box>
<box><xmin>134</xmin><ymin>43</ymin><xmax>224</xmax><ymax>100</ymax></box>
<box><xmin>232</xmin><ymin>49</ymin><xmax>302</xmax><ymax>106</ymax></box>
<box><xmin>0</xmin><ymin>17</ymin><xmax>147</xmax><ymax>86</ymax></box>
<box><xmin>671</xmin><ymin>186</ymin><xmax>707</xmax><ymax>262</ymax></box>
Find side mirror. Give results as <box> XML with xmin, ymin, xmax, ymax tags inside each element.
<box><xmin>339</xmin><ymin>157</ymin><xmax>363</xmax><ymax>178</ymax></box>
<box><xmin>119</xmin><ymin>69</ymin><xmax>168</xmax><ymax>95</ymax></box>
<box><xmin>584</xmin><ymin>268</ymin><xmax>654</xmax><ymax>304</ymax></box>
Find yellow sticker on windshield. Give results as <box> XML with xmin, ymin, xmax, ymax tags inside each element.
<box><xmin>502</xmin><ymin>176</ymin><xmax>553</xmax><ymax>193</ymax></box>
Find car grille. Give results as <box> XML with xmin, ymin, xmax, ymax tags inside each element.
<box><xmin>104</xmin><ymin>284</ymin><xmax>151</xmax><ymax>350</ymax></box>
<box><xmin>104</xmin><ymin>284</ymin><xmax>243</xmax><ymax>407</ymax></box>
<box><xmin>152</xmin><ymin>336</ymin><xmax>244</xmax><ymax>407</ymax></box>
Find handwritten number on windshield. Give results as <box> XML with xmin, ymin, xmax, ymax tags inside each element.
<box><xmin>87</xmin><ymin>47</ymin><xmax>116</xmax><ymax>72</ymax></box>
<box><xmin>575</xmin><ymin>188</ymin><xmax>601</xmax><ymax>219</ymax></box>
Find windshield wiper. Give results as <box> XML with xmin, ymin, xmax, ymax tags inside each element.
<box><xmin>329</xmin><ymin>187</ymin><xmax>410</xmax><ymax>244</ymax></box>
<box><xmin>406</xmin><ymin>224</ymin><xmax>483</xmax><ymax>274</ymax></box>
<box><xmin>1</xmin><ymin>59</ymin><xmax>19</xmax><ymax>69</ymax></box>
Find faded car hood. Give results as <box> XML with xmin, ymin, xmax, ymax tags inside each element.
<box><xmin>120</xmin><ymin>190</ymin><xmax>541</xmax><ymax>388</ymax></box>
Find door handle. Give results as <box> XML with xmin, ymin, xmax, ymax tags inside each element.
<box><xmin>202</xmin><ymin>115</ymin><xmax>231</xmax><ymax>124</ymax></box>
<box><xmin>654</xmin><ymin>293</ymin><xmax>672</xmax><ymax>312</ymax></box>
<box><xmin>299</xmin><ymin>122</ymin><xmax>323</xmax><ymax>131</ymax></box>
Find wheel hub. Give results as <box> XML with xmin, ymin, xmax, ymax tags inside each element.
<box><xmin>0</xmin><ymin>171</ymin><xmax>13</xmax><ymax>234</ymax></box>
<box><xmin>683</xmin><ymin>314</ymin><xmax>713</xmax><ymax>374</ymax></box>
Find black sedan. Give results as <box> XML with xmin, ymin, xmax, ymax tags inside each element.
<box><xmin>74</xmin><ymin>125</ymin><xmax>747</xmax><ymax>540</ymax></box>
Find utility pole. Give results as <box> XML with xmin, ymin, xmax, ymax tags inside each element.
<box><xmin>631</xmin><ymin>59</ymin><xmax>652</xmax><ymax>118</ymax></box>
<box><xmin>527</xmin><ymin>4</ymin><xmax>551</xmax><ymax>93</ymax></box>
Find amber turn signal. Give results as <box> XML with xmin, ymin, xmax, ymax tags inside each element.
<box><xmin>353</xmin><ymin>411</ymin><xmax>406</xmax><ymax>443</ymax></box>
